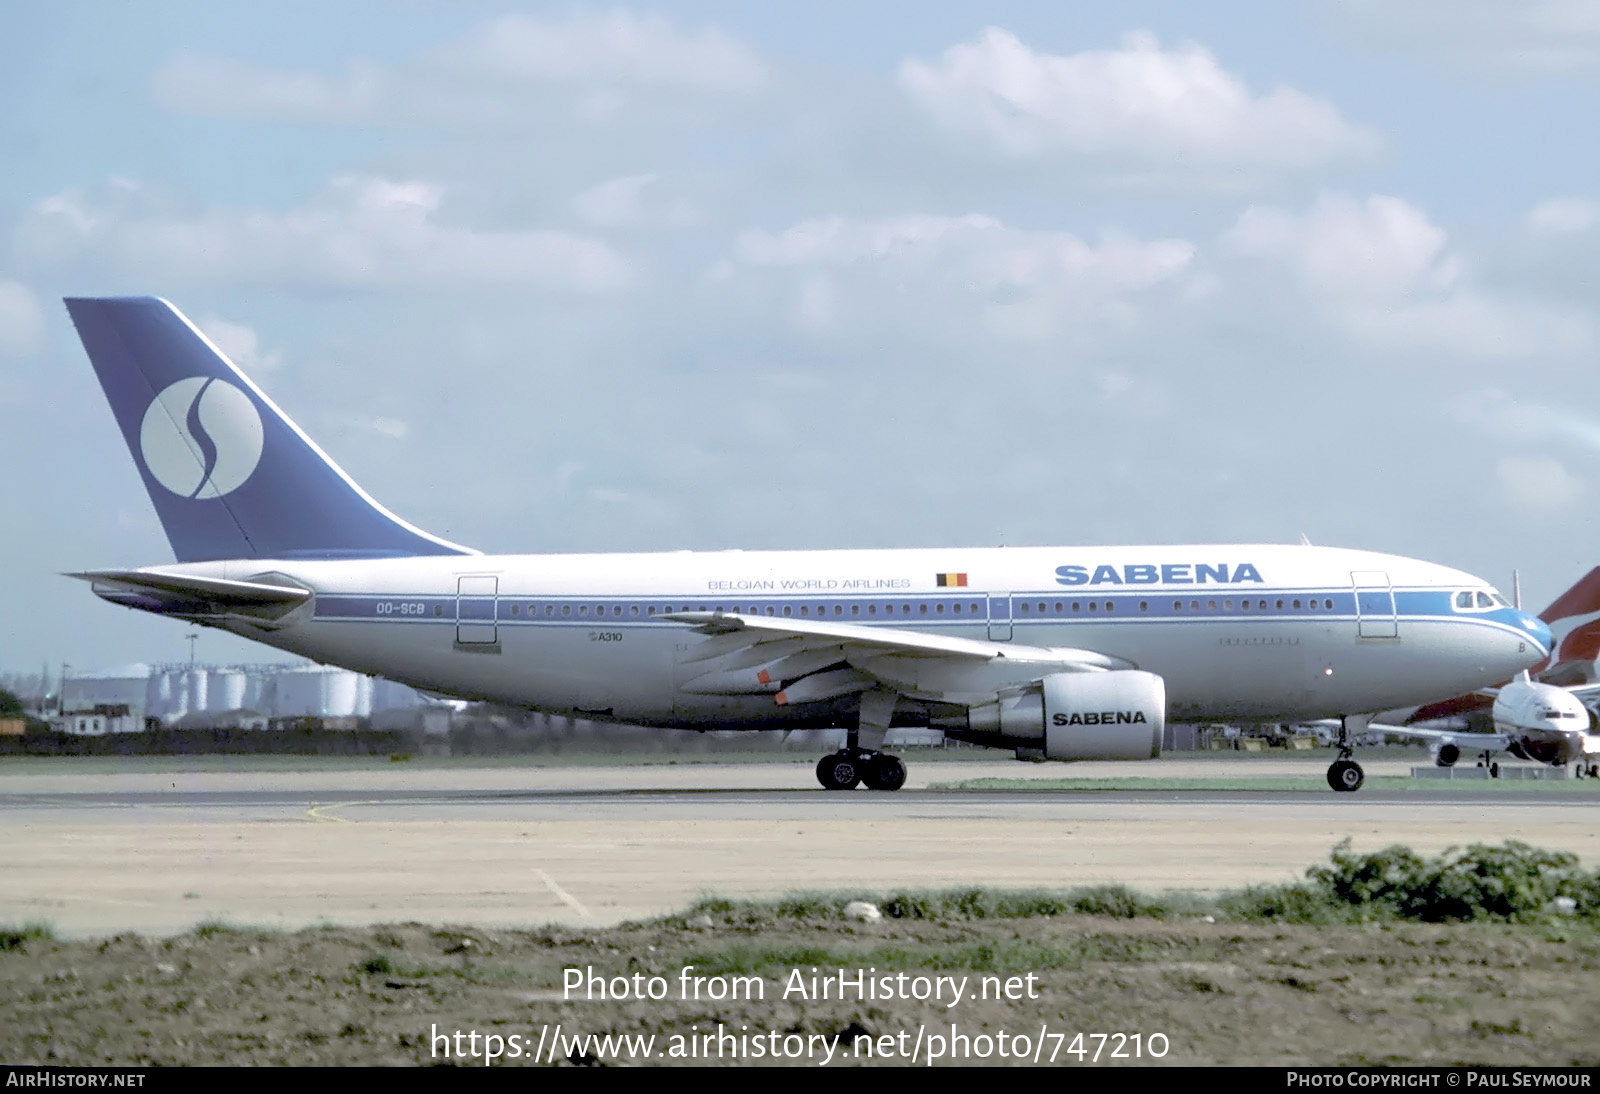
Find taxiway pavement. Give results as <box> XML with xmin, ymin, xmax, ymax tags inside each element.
<box><xmin>3</xmin><ymin>756</ymin><xmax>1594</xmax><ymax>937</ymax></box>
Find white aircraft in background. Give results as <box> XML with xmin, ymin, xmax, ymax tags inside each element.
<box><xmin>1372</xmin><ymin>572</ymin><xmax>1600</xmax><ymax>777</ymax></box>
<box><xmin>62</xmin><ymin>297</ymin><xmax>1552</xmax><ymax>793</ymax></box>
<box><xmin>1373</xmin><ymin>674</ymin><xmax>1600</xmax><ymax>777</ymax></box>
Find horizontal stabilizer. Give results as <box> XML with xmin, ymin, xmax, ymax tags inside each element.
<box><xmin>67</xmin><ymin>569</ymin><xmax>311</xmax><ymax>626</ymax></box>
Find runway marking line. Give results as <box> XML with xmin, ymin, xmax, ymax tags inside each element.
<box><xmin>535</xmin><ymin>868</ymin><xmax>590</xmax><ymax>919</ymax></box>
<box><xmin>305</xmin><ymin>801</ymin><xmax>386</xmax><ymax>823</ymax></box>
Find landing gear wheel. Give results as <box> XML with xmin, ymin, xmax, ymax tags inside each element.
<box><xmin>1327</xmin><ymin>759</ymin><xmax>1365</xmax><ymax>792</ymax></box>
<box><xmin>816</xmin><ymin>753</ymin><xmax>861</xmax><ymax>791</ymax></box>
<box><xmin>1489</xmin><ymin>762</ymin><xmax>1500</xmax><ymax>779</ymax></box>
<box><xmin>862</xmin><ymin>753</ymin><xmax>907</xmax><ymax>792</ymax></box>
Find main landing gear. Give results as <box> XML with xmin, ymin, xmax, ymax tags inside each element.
<box><xmin>816</xmin><ymin>750</ymin><xmax>907</xmax><ymax>791</ymax></box>
<box><xmin>1326</xmin><ymin>715</ymin><xmax>1368</xmax><ymax>792</ymax></box>
<box><xmin>817</xmin><ymin>688</ymin><xmax>908</xmax><ymax>791</ymax></box>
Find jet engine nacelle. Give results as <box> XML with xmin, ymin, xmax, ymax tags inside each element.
<box><xmin>952</xmin><ymin>670</ymin><xmax>1165</xmax><ymax>760</ymax></box>
<box><xmin>1041</xmin><ymin>670</ymin><xmax>1165</xmax><ymax>760</ymax></box>
<box><xmin>1435</xmin><ymin>743</ymin><xmax>1460</xmax><ymax>767</ymax></box>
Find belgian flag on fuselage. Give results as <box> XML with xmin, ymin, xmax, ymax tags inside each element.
<box><xmin>935</xmin><ymin>573</ymin><xmax>968</xmax><ymax>587</ymax></box>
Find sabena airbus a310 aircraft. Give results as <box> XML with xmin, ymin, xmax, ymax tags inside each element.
<box><xmin>63</xmin><ymin>297</ymin><xmax>1552</xmax><ymax>793</ymax></box>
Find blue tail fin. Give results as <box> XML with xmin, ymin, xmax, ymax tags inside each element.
<box><xmin>65</xmin><ymin>296</ymin><xmax>474</xmax><ymax>562</ymax></box>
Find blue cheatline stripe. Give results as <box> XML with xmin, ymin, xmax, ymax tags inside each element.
<box><xmin>307</xmin><ymin>586</ymin><xmax>1540</xmax><ymax>645</ymax></box>
<box><xmin>311</xmin><ymin>588</ymin><xmax>1453</xmax><ymax>621</ymax></box>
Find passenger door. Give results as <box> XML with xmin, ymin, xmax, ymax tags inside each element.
<box><xmin>456</xmin><ymin>575</ymin><xmax>499</xmax><ymax>645</ymax></box>
<box><xmin>987</xmin><ymin>592</ymin><xmax>1013</xmax><ymax>642</ymax></box>
<box><xmin>1351</xmin><ymin>571</ymin><xmax>1398</xmax><ymax>639</ymax></box>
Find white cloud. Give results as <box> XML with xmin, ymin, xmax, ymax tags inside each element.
<box><xmin>898</xmin><ymin>29</ymin><xmax>1377</xmax><ymax>185</ymax></box>
<box><xmin>324</xmin><ymin>414</ymin><xmax>412</xmax><ymax>447</ymax></box>
<box><xmin>1497</xmin><ymin>456</ymin><xmax>1583</xmax><ymax>510</ymax></box>
<box><xmin>1331</xmin><ymin>0</ymin><xmax>1600</xmax><ymax>74</ymax></box>
<box><xmin>1225</xmin><ymin>194</ymin><xmax>1456</xmax><ymax>298</ymax></box>
<box><xmin>735</xmin><ymin>212</ymin><xmax>1195</xmax><ymax>341</ymax></box>
<box><xmin>0</xmin><ymin>281</ymin><xmax>45</xmax><ymax>359</ymax></box>
<box><xmin>427</xmin><ymin>11</ymin><xmax>764</xmax><ymax>90</ymax></box>
<box><xmin>153</xmin><ymin>11</ymin><xmax>764</xmax><ymax>127</ymax></box>
<box><xmin>1223</xmin><ymin>193</ymin><xmax>1591</xmax><ymax>359</ymax></box>
<box><xmin>738</xmin><ymin>213</ymin><xmax>1193</xmax><ymax>291</ymax></box>
<box><xmin>793</xmin><ymin>276</ymin><xmax>837</xmax><ymax>332</ymax></box>
<box><xmin>574</xmin><ymin>173</ymin><xmax>658</xmax><ymax>227</ymax></box>
<box><xmin>198</xmin><ymin>315</ymin><xmax>282</xmax><ymax>374</ymax></box>
<box><xmin>359</xmin><ymin>416</ymin><xmax>410</xmax><ymax>440</ymax></box>
<box><xmin>1341</xmin><ymin>296</ymin><xmax>1589</xmax><ymax>361</ymax></box>
<box><xmin>572</xmin><ymin>173</ymin><xmax>696</xmax><ymax>228</ymax></box>
<box><xmin>153</xmin><ymin>54</ymin><xmax>380</xmax><ymax>126</ymax></box>
<box><xmin>1451</xmin><ymin>390</ymin><xmax>1600</xmax><ymax>455</ymax></box>
<box><xmin>18</xmin><ymin>176</ymin><xmax>632</xmax><ymax>294</ymax></box>
<box><xmin>1527</xmin><ymin>197</ymin><xmax>1597</xmax><ymax>235</ymax></box>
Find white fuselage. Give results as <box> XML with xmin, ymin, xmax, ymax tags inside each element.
<box><xmin>154</xmin><ymin>543</ymin><xmax>1546</xmax><ymax>729</ymax></box>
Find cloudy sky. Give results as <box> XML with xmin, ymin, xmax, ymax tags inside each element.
<box><xmin>2</xmin><ymin>1</ymin><xmax>1598</xmax><ymax>673</ymax></box>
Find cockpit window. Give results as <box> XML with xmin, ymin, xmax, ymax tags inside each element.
<box><xmin>1476</xmin><ymin>592</ymin><xmax>1494</xmax><ymax>608</ymax></box>
<box><xmin>1455</xmin><ymin>591</ymin><xmax>1473</xmax><ymax>609</ymax></box>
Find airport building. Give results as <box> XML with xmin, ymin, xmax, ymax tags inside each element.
<box><xmin>49</xmin><ymin>704</ymin><xmax>141</xmax><ymax>737</ymax></box>
<box><xmin>54</xmin><ymin>662</ymin><xmax>439</xmax><ymax>731</ymax></box>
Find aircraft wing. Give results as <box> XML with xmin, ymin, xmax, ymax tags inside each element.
<box><xmin>66</xmin><ymin>569</ymin><xmax>311</xmax><ymax>625</ymax></box>
<box><xmin>665</xmin><ymin>610</ymin><xmax>1128</xmax><ymax>664</ymax></box>
<box><xmin>662</xmin><ymin>610</ymin><xmax>1130</xmax><ymax>702</ymax></box>
<box><xmin>1369</xmin><ymin>721</ymin><xmax>1512</xmax><ymax>753</ymax></box>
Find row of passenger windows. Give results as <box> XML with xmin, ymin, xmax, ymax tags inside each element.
<box><xmin>1021</xmin><ymin>598</ymin><xmax>1338</xmax><ymax>614</ymax></box>
<box><xmin>495</xmin><ymin>597</ymin><xmax>1341</xmax><ymax>619</ymax></box>
<box><xmin>505</xmin><ymin>601</ymin><xmax>986</xmax><ymax>619</ymax></box>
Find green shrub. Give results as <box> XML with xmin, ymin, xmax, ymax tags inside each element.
<box><xmin>1391</xmin><ymin>841</ymin><xmax>1586</xmax><ymax>922</ymax></box>
<box><xmin>1237</xmin><ymin>840</ymin><xmax>1598</xmax><ymax>924</ymax></box>
<box><xmin>1069</xmin><ymin>885</ymin><xmax>1171</xmax><ymax>920</ymax></box>
<box><xmin>0</xmin><ymin>923</ymin><xmax>53</xmax><ymax>953</ymax></box>
<box><xmin>357</xmin><ymin>953</ymin><xmax>395</xmax><ymax>975</ymax></box>
<box><xmin>669</xmin><ymin>841</ymin><xmax>1600</xmax><ymax>931</ymax></box>
<box><xmin>1220</xmin><ymin>883</ymin><xmax>1342</xmax><ymax>925</ymax></box>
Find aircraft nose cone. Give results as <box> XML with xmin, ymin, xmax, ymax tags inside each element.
<box><xmin>1520</xmin><ymin>612</ymin><xmax>1552</xmax><ymax>658</ymax></box>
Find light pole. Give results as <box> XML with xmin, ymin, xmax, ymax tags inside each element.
<box><xmin>186</xmin><ymin>633</ymin><xmax>199</xmax><ymax>668</ymax></box>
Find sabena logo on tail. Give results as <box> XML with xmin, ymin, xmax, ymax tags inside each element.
<box><xmin>139</xmin><ymin>377</ymin><xmax>264</xmax><ymax>499</ymax></box>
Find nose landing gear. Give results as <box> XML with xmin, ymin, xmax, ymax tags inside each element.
<box><xmin>1325</xmin><ymin>714</ymin><xmax>1370</xmax><ymax>792</ymax></box>
<box><xmin>1327</xmin><ymin>757</ymin><xmax>1365</xmax><ymax>792</ymax></box>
